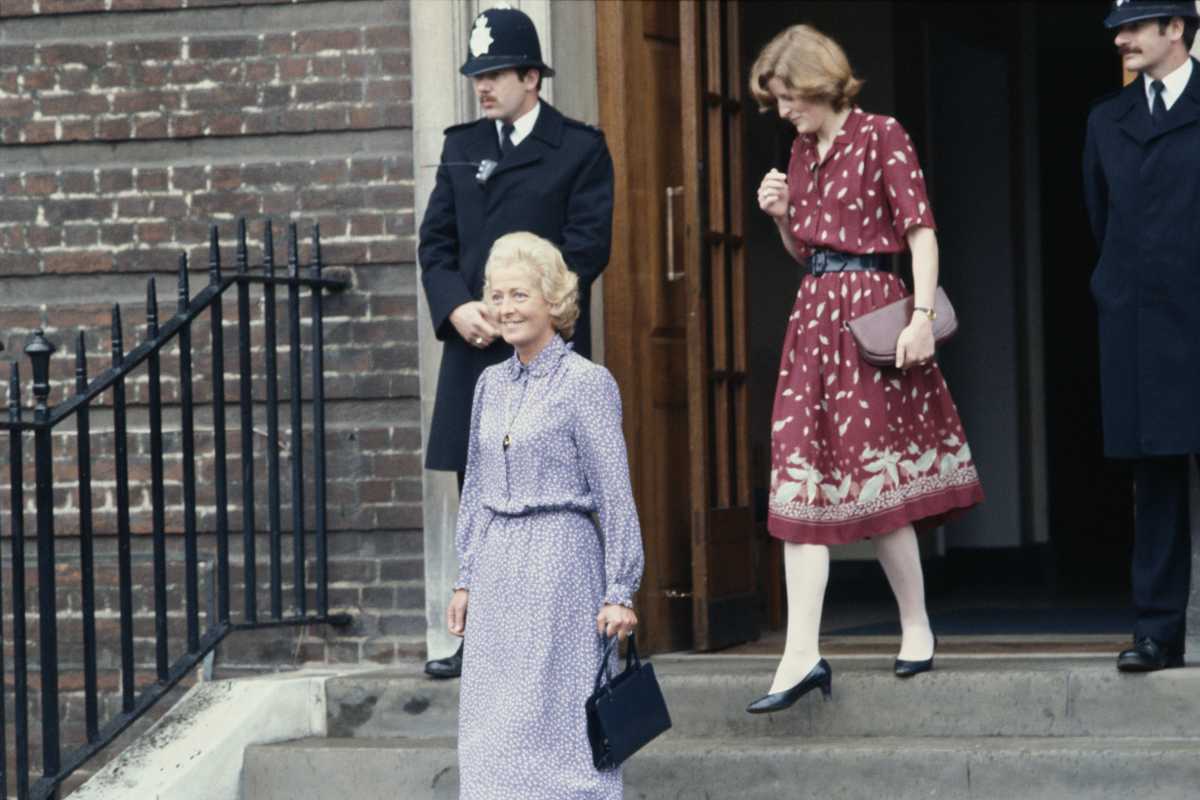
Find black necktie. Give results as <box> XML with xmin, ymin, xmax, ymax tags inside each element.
<box><xmin>501</xmin><ymin>123</ymin><xmax>516</xmax><ymax>158</ymax></box>
<box><xmin>1150</xmin><ymin>79</ymin><xmax>1167</xmax><ymax>126</ymax></box>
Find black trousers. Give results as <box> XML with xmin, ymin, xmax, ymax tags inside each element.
<box><xmin>1132</xmin><ymin>455</ymin><xmax>1199</xmax><ymax>651</ymax></box>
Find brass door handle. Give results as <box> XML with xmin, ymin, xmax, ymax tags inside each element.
<box><xmin>665</xmin><ymin>185</ymin><xmax>685</xmax><ymax>282</ymax></box>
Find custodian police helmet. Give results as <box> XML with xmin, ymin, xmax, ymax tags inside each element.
<box><xmin>1104</xmin><ymin>0</ymin><xmax>1199</xmax><ymax>29</ymax></box>
<box><xmin>459</xmin><ymin>6</ymin><xmax>555</xmax><ymax>78</ymax></box>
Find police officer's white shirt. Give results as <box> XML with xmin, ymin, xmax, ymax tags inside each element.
<box><xmin>1144</xmin><ymin>57</ymin><xmax>1193</xmax><ymax>112</ymax></box>
<box><xmin>497</xmin><ymin>102</ymin><xmax>540</xmax><ymax>149</ymax></box>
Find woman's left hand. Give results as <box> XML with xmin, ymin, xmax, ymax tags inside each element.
<box><xmin>895</xmin><ymin>314</ymin><xmax>935</xmax><ymax>370</ymax></box>
<box><xmin>596</xmin><ymin>604</ymin><xmax>638</xmax><ymax>641</ymax></box>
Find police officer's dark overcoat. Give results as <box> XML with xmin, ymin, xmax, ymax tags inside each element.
<box><xmin>1083</xmin><ymin>57</ymin><xmax>1200</xmax><ymax>457</ymax></box>
<box><xmin>419</xmin><ymin>101</ymin><xmax>614</xmax><ymax>471</ymax></box>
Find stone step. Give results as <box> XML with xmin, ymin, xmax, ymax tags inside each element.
<box><xmin>323</xmin><ymin>655</ymin><xmax>1200</xmax><ymax>740</ymax></box>
<box><xmin>242</xmin><ymin>735</ymin><xmax>1200</xmax><ymax>800</ymax></box>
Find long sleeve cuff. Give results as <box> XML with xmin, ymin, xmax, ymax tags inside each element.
<box><xmin>603</xmin><ymin>584</ymin><xmax>635</xmax><ymax>608</ymax></box>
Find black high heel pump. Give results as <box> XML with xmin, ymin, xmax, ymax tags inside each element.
<box><xmin>894</xmin><ymin>634</ymin><xmax>937</xmax><ymax>678</ymax></box>
<box><xmin>746</xmin><ymin>658</ymin><xmax>833</xmax><ymax>714</ymax></box>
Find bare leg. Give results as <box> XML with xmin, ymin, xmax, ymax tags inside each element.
<box><xmin>769</xmin><ymin>542</ymin><xmax>830</xmax><ymax>693</ymax></box>
<box><xmin>874</xmin><ymin>524</ymin><xmax>935</xmax><ymax>660</ymax></box>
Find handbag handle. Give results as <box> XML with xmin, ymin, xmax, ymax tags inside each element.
<box><xmin>593</xmin><ymin>633</ymin><xmax>640</xmax><ymax>693</ymax></box>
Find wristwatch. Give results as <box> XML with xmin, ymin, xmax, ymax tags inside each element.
<box><xmin>913</xmin><ymin>305</ymin><xmax>937</xmax><ymax>321</ymax></box>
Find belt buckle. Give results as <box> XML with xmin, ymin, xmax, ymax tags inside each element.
<box><xmin>810</xmin><ymin>250</ymin><xmax>828</xmax><ymax>275</ymax></box>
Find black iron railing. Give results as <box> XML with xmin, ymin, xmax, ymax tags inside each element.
<box><xmin>0</xmin><ymin>218</ymin><xmax>352</xmax><ymax>800</ymax></box>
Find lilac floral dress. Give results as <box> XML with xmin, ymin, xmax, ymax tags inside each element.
<box><xmin>455</xmin><ymin>334</ymin><xmax>645</xmax><ymax>800</ymax></box>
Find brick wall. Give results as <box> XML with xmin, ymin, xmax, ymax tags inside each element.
<box><xmin>0</xmin><ymin>0</ymin><xmax>422</xmax><ymax>790</ymax></box>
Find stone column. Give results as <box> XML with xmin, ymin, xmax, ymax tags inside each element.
<box><xmin>410</xmin><ymin>0</ymin><xmax>599</xmax><ymax>661</ymax></box>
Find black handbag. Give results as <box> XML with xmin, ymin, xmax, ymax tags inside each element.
<box><xmin>584</xmin><ymin>633</ymin><xmax>672</xmax><ymax>771</ymax></box>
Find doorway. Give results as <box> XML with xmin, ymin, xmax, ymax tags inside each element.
<box><xmin>599</xmin><ymin>1</ymin><xmax>1134</xmax><ymax>653</ymax></box>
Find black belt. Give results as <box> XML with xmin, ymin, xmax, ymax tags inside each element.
<box><xmin>807</xmin><ymin>249</ymin><xmax>888</xmax><ymax>275</ymax></box>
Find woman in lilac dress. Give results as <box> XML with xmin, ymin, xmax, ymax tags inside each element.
<box><xmin>447</xmin><ymin>231</ymin><xmax>644</xmax><ymax>799</ymax></box>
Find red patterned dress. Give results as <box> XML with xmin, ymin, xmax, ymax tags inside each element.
<box><xmin>767</xmin><ymin>108</ymin><xmax>984</xmax><ymax>545</ymax></box>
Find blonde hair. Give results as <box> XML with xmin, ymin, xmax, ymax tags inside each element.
<box><xmin>748</xmin><ymin>24</ymin><xmax>863</xmax><ymax>112</ymax></box>
<box><xmin>483</xmin><ymin>232</ymin><xmax>580</xmax><ymax>340</ymax></box>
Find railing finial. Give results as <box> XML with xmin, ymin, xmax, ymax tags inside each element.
<box><xmin>9</xmin><ymin>359</ymin><xmax>20</xmax><ymax>416</ymax></box>
<box><xmin>111</xmin><ymin>304</ymin><xmax>124</xmax><ymax>365</ymax></box>
<box><xmin>75</xmin><ymin>330</ymin><xmax>88</xmax><ymax>395</ymax></box>
<box><xmin>263</xmin><ymin>219</ymin><xmax>275</xmax><ymax>276</ymax></box>
<box><xmin>178</xmin><ymin>252</ymin><xmax>190</xmax><ymax>315</ymax></box>
<box><xmin>287</xmin><ymin>220</ymin><xmax>299</xmax><ymax>279</ymax></box>
<box><xmin>208</xmin><ymin>224</ymin><xmax>221</xmax><ymax>284</ymax></box>
<box><xmin>25</xmin><ymin>328</ymin><xmax>56</xmax><ymax>417</ymax></box>
<box><xmin>146</xmin><ymin>277</ymin><xmax>159</xmax><ymax>337</ymax></box>
<box><xmin>310</xmin><ymin>223</ymin><xmax>323</xmax><ymax>277</ymax></box>
<box><xmin>236</xmin><ymin>217</ymin><xmax>249</xmax><ymax>275</ymax></box>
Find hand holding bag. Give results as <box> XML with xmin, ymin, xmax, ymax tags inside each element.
<box><xmin>846</xmin><ymin>285</ymin><xmax>959</xmax><ymax>367</ymax></box>
<box><xmin>585</xmin><ymin>633</ymin><xmax>672</xmax><ymax>771</ymax></box>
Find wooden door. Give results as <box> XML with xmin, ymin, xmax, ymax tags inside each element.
<box><xmin>680</xmin><ymin>0</ymin><xmax>759</xmax><ymax>651</ymax></box>
<box><xmin>597</xmin><ymin>0</ymin><xmax>693</xmax><ymax>653</ymax></box>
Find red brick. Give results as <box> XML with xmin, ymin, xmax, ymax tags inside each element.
<box><xmin>136</xmin><ymin>168</ymin><xmax>169</xmax><ymax>192</ymax></box>
<box><xmin>112</xmin><ymin>90</ymin><xmax>180</xmax><ymax>114</ymax></box>
<box><xmin>0</xmin><ymin>45</ymin><xmax>36</xmax><ymax>68</ymax></box>
<box><xmin>136</xmin><ymin>221</ymin><xmax>172</xmax><ymax>245</ymax></box>
<box><xmin>97</xmin><ymin>117</ymin><xmax>133</xmax><ymax>140</ymax></box>
<box><xmin>44</xmin><ymin>252</ymin><xmax>111</xmax><ymax>274</ymax></box>
<box><xmin>311</xmin><ymin>56</ymin><xmax>344</xmax><ymax>79</ymax></box>
<box><xmin>110</xmin><ymin>0</ymin><xmax>180</xmax><ymax>9</ymax></box>
<box><xmin>61</xmin><ymin>119</ymin><xmax>94</xmax><ymax>141</ymax></box>
<box><xmin>295</xmin><ymin>30</ymin><xmax>361</xmax><ymax>54</ymax></box>
<box><xmin>167</xmin><ymin>166</ymin><xmax>206</xmax><ymax>193</ymax></box>
<box><xmin>0</xmin><ymin>96</ymin><xmax>34</xmax><ymax>119</ymax></box>
<box><xmin>279</xmin><ymin>58</ymin><xmax>308</xmax><ymax>80</ymax></box>
<box><xmin>24</xmin><ymin>173</ymin><xmax>58</xmax><ymax>196</ymax></box>
<box><xmin>170</xmin><ymin>113</ymin><xmax>204</xmax><ymax>139</ymax></box>
<box><xmin>59</xmin><ymin>67</ymin><xmax>94</xmax><ymax>92</ymax></box>
<box><xmin>40</xmin><ymin>44</ymin><xmax>107</xmax><ymax>68</ymax></box>
<box><xmin>365</xmin><ymin>25</ymin><xmax>408</xmax><ymax>50</ymax></box>
<box><xmin>245</xmin><ymin>62</ymin><xmax>275</xmax><ymax>83</ymax></box>
<box><xmin>41</xmin><ymin>0</ymin><xmax>106</xmax><ymax>11</ymax></box>
<box><xmin>262</xmin><ymin>34</ymin><xmax>292</xmax><ymax>56</ymax></box>
<box><xmin>187</xmin><ymin>86</ymin><xmax>257</xmax><ymax>111</ymax></box>
<box><xmin>133</xmin><ymin>116</ymin><xmax>168</xmax><ymax>139</ymax></box>
<box><xmin>189</xmin><ymin>36</ymin><xmax>260</xmax><ymax>61</ymax></box>
<box><xmin>365</xmin><ymin>79</ymin><xmax>408</xmax><ymax>103</ymax></box>
<box><xmin>42</xmin><ymin>93</ymin><xmax>110</xmax><ymax>117</ymax></box>
<box><xmin>20</xmin><ymin>68</ymin><xmax>55</xmax><ymax>91</ymax></box>
<box><xmin>61</xmin><ymin>171</ymin><xmax>96</xmax><ymax>194</ymax></box>
<box><xmin>0</xmin><ymin>0</ymin><xmax>36</xmax><ymax>16</ymax></box>
<box><xmin>111</xmin><ymin>40</ymin><xmax>181</xmax><ymax>63</ymax></box>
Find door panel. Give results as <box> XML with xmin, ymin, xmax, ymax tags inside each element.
<box><xmin>597</xmin><ymin>0</ymin><xmax>692</xmax><ymax>653</ymax></box>
<box><xmin>681</xmin><ymin>0</ymin><xmax>759</xmax><ymax>651</ymax></box>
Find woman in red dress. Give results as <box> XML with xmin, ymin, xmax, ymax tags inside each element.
<box><xmin>745</xmin><ymin>25</ymin><xmax>984</xmax><ymax>714</ymax></box>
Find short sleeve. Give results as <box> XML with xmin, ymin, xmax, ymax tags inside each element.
<box><xmin>879</xmin><ymin>118</ymin><xmax>936</xmax><ymax>241</ymax></box>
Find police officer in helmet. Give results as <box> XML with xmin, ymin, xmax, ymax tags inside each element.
<box><xmin>420</xmin><ymin>6</ymin><xmax>615</xmax><ymax>678</ymax></box>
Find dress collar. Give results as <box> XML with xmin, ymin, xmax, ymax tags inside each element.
<box><xmin>506</xmin><ymin>333</ymin><xmax>571</xmax><ymax>380</ymax></box>
<box><xmin>797</xmin><ymin>107</ymin><xmax>864</xmax><ymax>164</ymax></box>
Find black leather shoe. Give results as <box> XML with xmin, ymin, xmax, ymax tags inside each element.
<box><xmin>895</xmin><ymin>635</ymin><xmax>937</xmax><ymax>678</ymax></box>
<box><xmin>1117</xmin><ymin>637</ymin><xmax>1184</xmax><ymax>672</ymax></box>
<box><xmin>424</xmin><ymin>642</ymin><xmax>463</xmax><ymax>679</ymax></box>
<box><xmin>746</xmin><ymin>658</ymin><xmax>832</xmax><ymax>714</ymax></box>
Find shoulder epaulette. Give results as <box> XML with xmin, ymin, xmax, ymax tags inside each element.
<box><xmin>562</xmin><ymin>117</ymin><xmax>604</xmax><ymax>136</ymax></box>
<box><xmin>444</xmin><ymin>119</ymin><xmax>482</xmax><ymax>135</ymax></box>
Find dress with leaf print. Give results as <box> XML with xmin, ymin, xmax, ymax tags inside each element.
<box><xmin>767</xmin><ymin>109</ymin><xmax>984</xmax><ymax>544</ymax></box>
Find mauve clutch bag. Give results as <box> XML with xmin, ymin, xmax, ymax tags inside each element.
<box><xmin>846</xmin><ymin>286</ymin><xmax>959</xmax><ymax>367</ymax></box>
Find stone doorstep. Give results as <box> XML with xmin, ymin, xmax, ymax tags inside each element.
<box><xmin>323</xmin><ymin>656</ymin><xmax>1200</xmax><ymax>741</ymax></box>
<box><xmin>242</xmin><ymin>735</ymin><xmax>1200</xmax><ymax>800</ymax></box>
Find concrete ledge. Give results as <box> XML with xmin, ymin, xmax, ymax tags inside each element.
<box><xmin>324</xmin><ymin>656</ymin><xmax>1200</xmax><ymax>740</ymax></box>
<box><xmin>243</xmin><ymin>735</ymin><xmax>1200</xmax><ymax>800</ymax></box>
<box><xmin>71</xmin><ymin>668</ymin><xmax>366</xmax><ymax>800</ymax></box>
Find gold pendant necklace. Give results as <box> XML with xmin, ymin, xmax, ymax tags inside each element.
<box><xmin>502</xmin><ymin>377</ymin><xmax>531</xmax><ymax>451</ymax></box>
